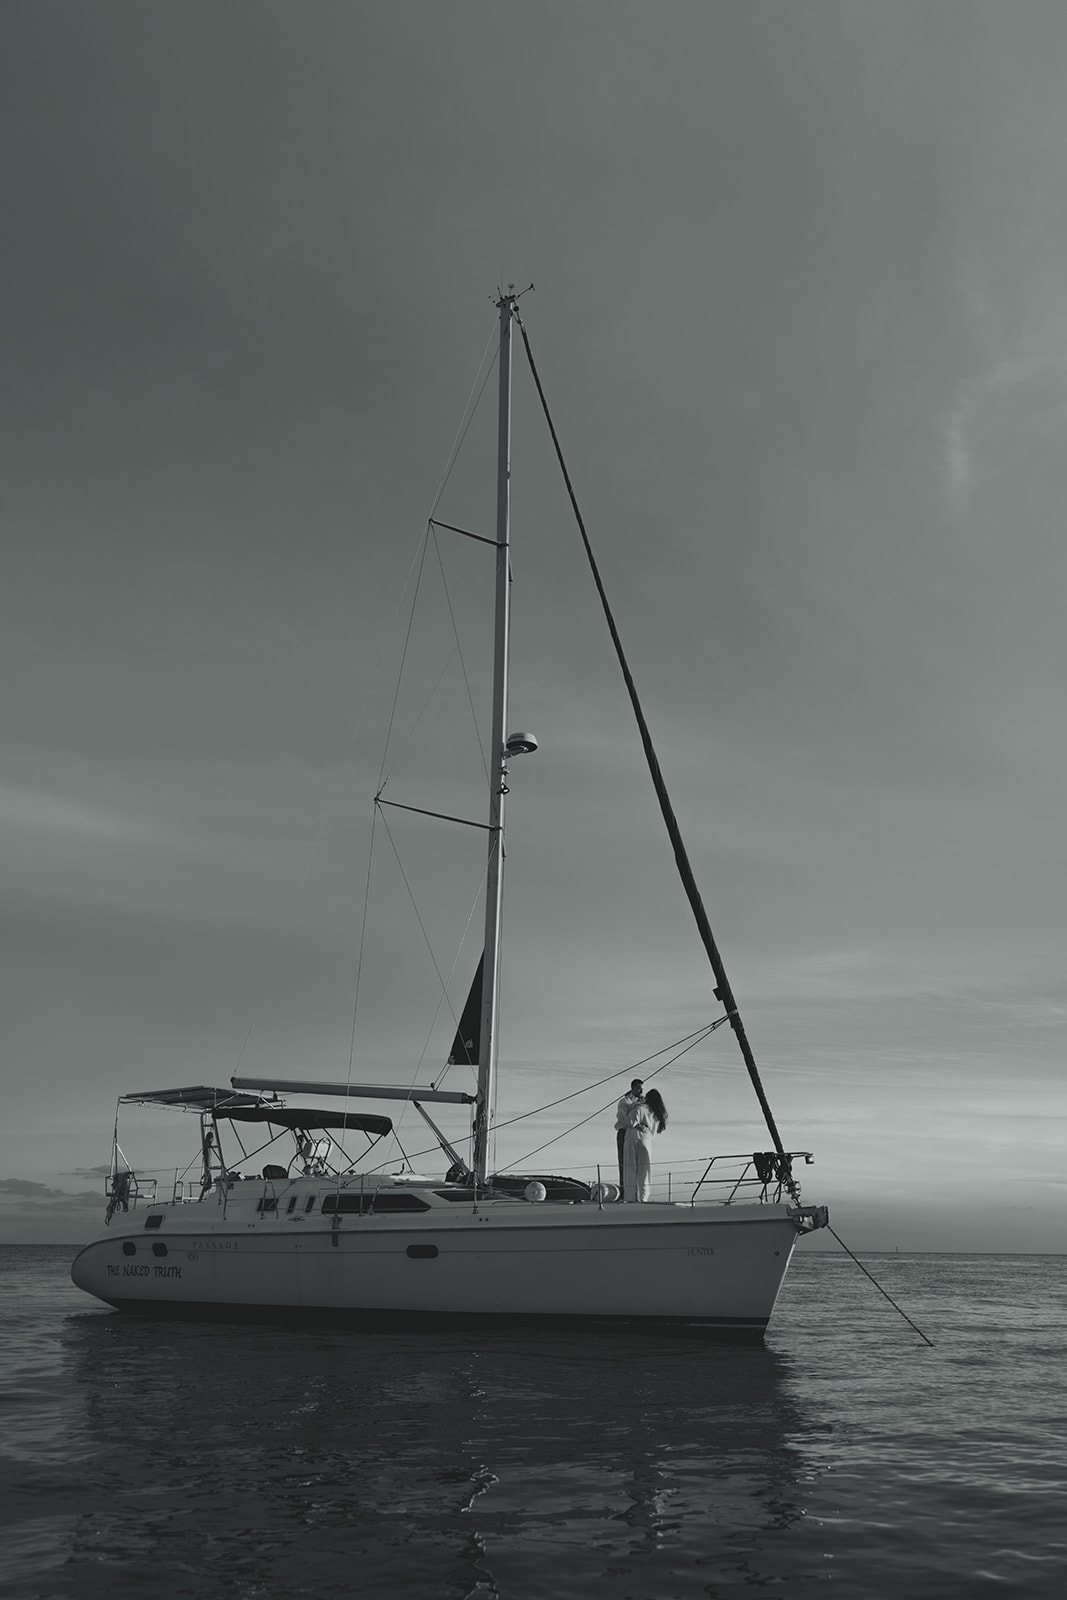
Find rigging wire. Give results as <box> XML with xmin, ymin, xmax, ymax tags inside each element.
<box><xmin>503</xmin><ymin>1016</ymin><xmax>730</xmax><ymax>1167</ymax></box>
<box><xmin>376</xmin><ymin>527</ymin><xmax>433</xmax><ymax>794</ymax></box>
<box><xmin>217</xmin><ymin>518</ymin><xmax>445</xmax><ymax>1200</ymax></box>
<box><xmin>337</xmin><ymin>318</ymin><xmax>500</xmax><ymax>1165</ymax></box>
<box><xmin>358</xmin><ymin>1018</ymin><xmax>725</xmax><ymax>1178</ymax></box>
<box><xmin>426</xmin><ymin>321</ymin><xmax>499</xmax><ymax>524</ymax></box>
<box><xmin>377</xmin><ymin>319</ymin><xmax>497</xmax><ymax>791</ymax></box>
<box><xmin>374</xmin><ymin>803</ymin><xmax>479</xmax><ymax>1074</ymax></box>
<box><xmin>229</xmin><ymin>522</ymin><xmax>433</xmax><ymax>1086</ymax></box>
<box><xmin>494</xmin><ymin>1016</ymin><xmax>728</xmax><ymax>1132</ymax></box>
<box><xmin>412</xmin><ymin>880</ymin><xmax>486</xmax><ymax>1092</ymax></box>
<box><xmin>376</xmin><ymin>543</ymin><xmax>497</xmax><ymax>795</ymax></box>
<box><xmin>428</xmin><ymin>891</ymin><xmax>488</xmax><ymax>1094</ymax></box>
<box><xmin>346</xmin><ymin>801</ymin><xmax>383</xmax><ymax>1083</ymax></box>
<box><xmin>231</xmin><ymin>518</ymin><xmax>435</xmax><ymax>1081</ymax></box>
<box><xmin>430</xmin><ymin>524</ymin><xmax>491</xmax><ymax>787</ymax></box>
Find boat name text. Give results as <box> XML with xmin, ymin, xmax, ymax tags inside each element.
<box><xmin>105</xmin><ymin>1264</ymin><xmax>183</xmax><ymax>1279</ymax></box>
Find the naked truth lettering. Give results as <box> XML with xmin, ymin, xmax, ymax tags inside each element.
<box><xmin>105</xmin><ymin>1264</ymin><xmax>183</xmax><ymax>1279</ymax></box>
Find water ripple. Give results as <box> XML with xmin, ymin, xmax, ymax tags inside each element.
<box><xmin>0</xmin><ymin>1247</ymin><xmax>1063</xmax><ymax>1598</ymax></box>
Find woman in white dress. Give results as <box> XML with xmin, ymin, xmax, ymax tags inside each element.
<box><xmin>623</xmin><ymin>1089</ymin><xmax>668</xmax><ymax>1202</ymax></box>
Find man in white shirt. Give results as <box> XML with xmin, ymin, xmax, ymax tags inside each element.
<box><xmin>614</xmin><ymin>1078</ymin><xmax>644</xmax><ymax>1193</ymax></box>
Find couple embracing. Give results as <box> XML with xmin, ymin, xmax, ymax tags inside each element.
<box><xmin>614</xmin><ymin>1078</ymin><xmax>668</xmax><ymax>1202</ymax></box>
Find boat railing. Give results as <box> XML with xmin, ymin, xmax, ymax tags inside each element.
<box><xmin>683</xmin><ymin>1151</ymin><xmax>812</xmax><ymax>1205</ymax></box>
<box><xmin>581</xmin><ymin>1151</ymin><xmax>813</xmax><ymax>1205</ymax></box>
<box><xmin>587</xmin><ymin>1153</ymin><xmax>811</xmax><ymax>1206</ymax></box>
<box><xmin>105</xmin><ymin>1170</ymin><xmax>157</xmax><ymax>1211</ymax></box>
<box><xmin>105</xmin><ymin>1169</ymin><xmax>206</xmax><ymax>1210</ymax></box>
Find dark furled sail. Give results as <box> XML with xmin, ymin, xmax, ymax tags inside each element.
<box><xmin>449</xmin><ymin>956</ymin><xmax>483</xmax><ymax>1066</ymax></box>
<box><xmin>517</xmin><ymin>311</ymin><xmax>789</xmax><ymax>1161</ymax></box>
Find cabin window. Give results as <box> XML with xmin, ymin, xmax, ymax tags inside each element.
<box><xmin>434</xmin><ymin>1189</ymin><xmax>479</xmax><ymax>1202</ymax></box>
<box><xmin>374</xmin><ymin>1193</ymin><xmax>432</xmax><ymax>1213</ymax></box>
<box><xmin>152</xmin><ymin>1243</ymin><xmax>168</xmax><ymax>1257</ymax></box>
<box><xmin>143</xmin><ymin>1215</ymin><xmax>164</xmax><ymax>1230</ymax></box>
<box><xmin>304</xmin><ymin>1195</ymin><xmax>316</xmax><ymax>1213</ymax></box>
<box><xmin>286</xmin><ymin>1198</ymin><xmax>297</xmax><ymax>1214</ymax></box>
<box><xmin>407</xmin><ymin>1244</ymin><xmax>438</xmax><ymax>1259</ymax></box>
<box><xmin>256</xmin><ymin>1198</ymin><xmax>278</xmax><ymax>1214</ymax></box>
<box><xmin>320</xmin><ymin>1192</ymin><xmax>431</xmax><ymax>1215</ymax></box>
<box><xmin>122</xmin><ymin>1242</ymin><xmax>136</xmax><ymax>1256</ymax></box>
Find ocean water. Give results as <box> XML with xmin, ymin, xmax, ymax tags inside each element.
<box><xmin>0</xmin><ymin>1246</ymin><xmax>1064</xmax><ymax>1599</ymax></box>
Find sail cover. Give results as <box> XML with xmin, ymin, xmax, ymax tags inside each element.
<box><xmin>218</xmin><ymin>1106</ymin><xmax>392</xmax><ymax>1136</ymax></box>
<box><xmin>448</xmin><ymin>956</ymin><xmax>483</xmax><ymax>1067</ymax></box>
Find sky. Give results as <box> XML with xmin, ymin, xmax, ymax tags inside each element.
<box><xmin>3</xmin><ymin>1</ymin><xmax>1066</xmax><ymax>1252</ymax></box>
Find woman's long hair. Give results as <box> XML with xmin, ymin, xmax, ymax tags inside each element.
<box><xmin>644</xmin><ymin>1088</ymin><xmax>668</xmax><ymax>1133</ymax></box>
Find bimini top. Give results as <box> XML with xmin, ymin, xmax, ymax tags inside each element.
<box><xmin>119</xmin><ymin>1085</ymin><xmax>391</xmax><ymax>1136</ymax></box>
<box><xmin>121</xmin><ymin>1085</ymin><xmax>267</xmax><ymax>1110</ymax></box>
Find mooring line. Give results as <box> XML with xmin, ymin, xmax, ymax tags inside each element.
<box><xmin>828</xmin><ymin>1225</ymin><xmax>935</xmax><ymax>1347</ymax></box>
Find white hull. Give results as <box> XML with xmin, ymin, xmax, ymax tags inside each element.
<box><xmin>72</xmin><ymin>1193</ymin><xmax>805</xmax><ymax>1331</ymax></box>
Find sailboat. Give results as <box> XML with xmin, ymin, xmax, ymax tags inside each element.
<box><xmin>71</xmin><ymin>292</ymin><xmax>827</xmax><ymax>1332</ymax></box>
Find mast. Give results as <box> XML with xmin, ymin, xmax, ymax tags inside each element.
<box><xmin>471</xmin><ymin>289</ymin><xmax>516</xmax><ymax>1183</ymax></box>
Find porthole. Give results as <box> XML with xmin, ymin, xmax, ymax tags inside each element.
<box><xmin>122</xmin><ymin>1242</ymin><xmax>136</xmax><ymax>1257</ymax></box>
<box><xmin>152</xmin><ymin>1242</ymin><xmax>168</xmax><ymax>1257</ymax></box>
<box><xmin>407</xmin><ymin>1244</ymin><xmax>439</xmax><ymax>1260</ymax></box>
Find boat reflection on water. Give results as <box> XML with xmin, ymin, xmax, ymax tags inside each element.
<box><xmin>58</xmin><ymin>1310</ymin><xmax>825</xmax><ymax>1598</ymax></box>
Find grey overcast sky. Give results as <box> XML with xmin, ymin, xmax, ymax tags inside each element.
<box><xmin>3</xmin><ymin>1</ymin><xmax>1065</xmax><ymax>1250</ymax></box>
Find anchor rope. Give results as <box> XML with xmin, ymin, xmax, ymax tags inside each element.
<box><xmin>828</xmin><ymin>1224</ymin><xmax>935</xmax><ymax>1347</ymax></box>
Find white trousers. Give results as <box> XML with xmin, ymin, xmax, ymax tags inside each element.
<box><xmin>623</xmin><ymin>1129</ymin><xmax>653</xmax><ymax>1202</ymax></box>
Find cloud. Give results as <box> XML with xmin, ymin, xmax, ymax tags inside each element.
<box><xmin>0</xmin><ymin>1178</ymin><xmax>102</xmax><ymax>1210</ymax></box>
<box><xmin>0</xmin><ymin>783</ymin><xmax>155</xmax><ymax>842</ymax></box>
<box><xmin>944</xmin><ymin>354</ymin><xmax>1067</xmax><ymax>511</ymax></box>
